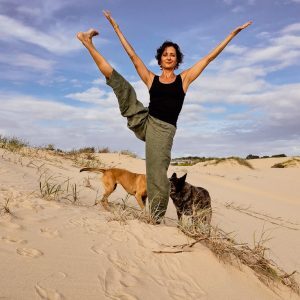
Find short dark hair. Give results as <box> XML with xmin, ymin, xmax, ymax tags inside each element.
<box><xmin>155</xmin><ymin>41</ymin><xmax>183</xmax><ymax>69</ymax></box>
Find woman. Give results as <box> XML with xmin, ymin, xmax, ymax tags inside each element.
<box><xmin>77</xmin><ymin>12</ymin><xmax>251</xmax><ymax>222</ymax></box>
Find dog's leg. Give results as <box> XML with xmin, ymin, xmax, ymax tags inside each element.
<box><xmin>99</xmin><ymin>185</ymin><xmax>116</xmax><ymax>211</ymax></box>
<box><xmin>142</xmin><ymin>195</ymin><xmax>147</xmax><ymax>207</ymax></box>
<box><xmin>99</xmin><ymin>174</ymin><xmax>118</xmax><ymax>211</ymax></box>
<box><xmin>100</xmin><ymin>195</ymin><xmax>110</xmax><ymax>211</ymax></box>
<box><xmin>176</xmin><ymin>210</ymin><xmax>182</xmax><ymax>220</ymax></box>
<box><xmin>135</xmin><ymin>193</ymin><xmax>145</xmax><ymax>209</ymax></box>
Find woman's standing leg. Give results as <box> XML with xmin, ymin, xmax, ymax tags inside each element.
<box><xmin>145</xmin><ymin>116</ymin><xmax>176</xmax><ymax>221</ymax></box>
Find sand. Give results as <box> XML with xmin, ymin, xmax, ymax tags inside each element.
<box><xmin>0</xmin><ymin>148</ymin><xmax>299</xmax><ymax>299</ymax></box>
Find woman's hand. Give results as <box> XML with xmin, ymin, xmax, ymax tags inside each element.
<box><xmin>233</xmin><ymin>21</ymin><xmax>252</xmax><ymax>33</ymax></box>
<box><xmin>103</xmin><ymin>10</ymin><xmax>119</xmax><ymax>30</ymax></box>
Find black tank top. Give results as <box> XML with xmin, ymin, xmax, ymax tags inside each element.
<box><xmin>149</xmin><ymin>75</ymin><xmax>186</xmax><ymax>127</ymax></box>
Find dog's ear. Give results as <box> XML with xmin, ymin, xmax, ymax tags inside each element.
<box><xmin>171</xmin><ymin>173</ymin><xmax>177</xmax><ymax>179</ymax></box>
<box><xmin>176</xmin><ymin>173</ymin><xmax>187</xmax><ymax>191</ymax></box>
<box><xmin>180</xmin><ymin>173</ymin><xmax>187</xmax><ymax>182</ymax></box>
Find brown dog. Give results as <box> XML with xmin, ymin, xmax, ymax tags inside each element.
<box><xmin>80</xmin><ymin>167</ymin><xmax>147</xmax><ymax>210</ymax></box>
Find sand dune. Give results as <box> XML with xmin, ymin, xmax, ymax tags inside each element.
<box><xmin>0</xmin><ymin>148</ymin><xmax>299</xmax><ymax>299</ymax></box>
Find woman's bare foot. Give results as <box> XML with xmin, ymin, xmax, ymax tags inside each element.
<box><xmin>76</xmin><ymin>29</ymin><xmax>99</xmax><ymax>47</ymax></box>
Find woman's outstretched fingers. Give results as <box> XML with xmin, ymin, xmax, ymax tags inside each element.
<box><xmin>241</xmin><ymin>21</ymin><xmax>253</xmax><ymax>29</ymax></box>
<box><xmin>233</xmin><ymin>21</ymin><xmax>252</xmax><ymax>34</ymax></box>
<box><xmin>103</xmin><ymin>10</ymin><xmax>118</xmax><ymax>29</ymax></box>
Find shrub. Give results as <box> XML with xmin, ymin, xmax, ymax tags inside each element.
<box><xmin>246</xmin><ymin>154</ymin><xmax>260</xmax><ymax>159</ymax></box>
<box><xmin>98</xmin><ymin>147</ymin><xmax>111</xmax><ymax>153</ymax></box>
<box><xmin>271</xmin><ymin>154</ymin><xmax>287</xmax><ymax>158</ymax></box>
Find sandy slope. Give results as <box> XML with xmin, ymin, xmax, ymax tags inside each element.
<box><xmin>0</xmin><ymin>149</ymin><xmax>299</xmax><ymax>299</ymax></box>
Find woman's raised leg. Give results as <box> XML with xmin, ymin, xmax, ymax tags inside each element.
<box><xmin>77</xmin><ymin>29</ymin><xmax>148</xmax><ymax>140</ymax></box>
<box><xmin>77</xmin><ymin>29</ymin><xmax>113</xmax><ymax>79</ymax></box>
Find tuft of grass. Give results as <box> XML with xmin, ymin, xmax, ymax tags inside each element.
<box><xmin>107</xmin><ymin>196</ymin><xmax>161</xmax><ymax>225</ymax></box>
<box><xmin>171</xmin><ymin>157</ymin><xmax>215</xmax><ymax>166</ymax></box>
<box><xmin>271</xmin><ymin>158</ymin><xmax>300</xmax><ymax>168</ymax></box>
<box><xmin>44</xmin><ymin>144</ymin><xmax>55</xmax><ymax>151</ymax></box>
<box><xmin>0</xmin><ymin>135</ymin><xmax>28</xmax><ymax>153</ymax></box>
<box><xmin>98</xmin><ymin>147</ymin><xmax>111</xmax><ymax>153</ymax></box>
<box><xmin>39</xmin><ymin>174</ymin><xmax>80</xmax><ymax>204</ymax></box>
<box><xmin>101</xmin><ymin>195</ymin><xmax>299</xmax><ymax>294</ymax></box>
<box><xmin>206</xmin><ymin>157</ymin><xmax>254</xmax><ymax>169</ymax></box>
<box><xmin>0</xmin><ymin>194</ymin><xmax>13</xmax><ymax>215</ymax></box>
<box><xmin>119</xmin><ymin>149</ymin><xmax>138</xmax><ymax>158</ymax></box>
<box><xmin>175</xmin><ymin>221</ymin><xmax>299</xmax><ymax>295</ymax></box>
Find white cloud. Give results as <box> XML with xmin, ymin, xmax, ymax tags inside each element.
<box><xmin>224</xmin><ymin>44</ymin><xmax>248</xmax><ymax>55</ymax></box>
<box><xmin>232</xmin><ymin>6</ymin><xmax>244</xmax><ymax>13</ymax></box>
<box><xmin>92</xmin><ymin>78</ymin><xmax>107</xmax><ymax>85</ymax></box>
<box><xmin>0</xmin><ymin>14</ymin><xmax>102</xmax><ymax>54</ymax></box>
<box><xmin>66</xmin><ymin>87</ymin><xmax>108</xmax><ymax>105</ymax></box>
<box><xmin>0</xmin><ymin>52</ymin><xmax>55</xmax><ymax>72</ymax></box>
<box><xmin>0</xmin><ymin>14</ymin><xmax>80</xmax><ymax>54</ymax></box>
<box><xmin>149</xmin><ymin>59</ymin><xmax>157</xmax><ymax>67</ymax></box>
<box><xmin>281</xmin><ymin>23</ymin><xmax>300</xmax><ymax>34</ymax></box>
<box><xmin>0</xmin><ymin>91</ymin><xmax>137</xmax><ymax>152</ymax></box>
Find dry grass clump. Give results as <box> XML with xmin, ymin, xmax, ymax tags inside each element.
<box><xmin>39</xmin><ymin>173</ymin><xmax>79</xmax><ymax>204</ymax></box>
<box><xmin>0</xmin><ymin>135</ymin><xmax>28</xmax><ymax>153</ymax></box>
<box><xmin>107</xmin><ymin>200</ymin><xmax>299</xmax><ymax>294</ymax></box>
<box><xmin>119</xmin><ymin>149</ymin><xmax>138</xmax><ymax>158</ymax></box>
<box><xmin>177</xmin><ymin>222</ymin><xmax>299</xmax><ymax>294</ymax></box>
<box><xmin>0</xmin><ymin>194</ymin><xmax>13</xmax><ymax>215</ymax></box>
<box><xmin>271</xmin><ymin>158</ymin><xmax>300</xmax><ymax>168</ymax></box>
<box><xmin>205</xmin><ymin>157</ymin><xmax>254</xmax><ymax>169</ymax></box>
<box><xmin>107</xmin><ymin>197</ymin><xmax>162</xmax><ymax>225</ymax></box>
<box><xmin>98</xmin><ymin>147</ymin><xmax>111</xmax><ymax>153</ymax></box>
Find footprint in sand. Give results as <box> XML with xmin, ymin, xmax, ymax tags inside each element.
<box><xmin>91</xmin><ymin>240</ymin><xmax>112</xmax><ymax>255</ymax></box>
<box><xmin>68</xmin><ymin>216</ymin><xmax>88</xmax><ymax>227</ymax></box>
<box><xmin>111</xmin><ymin>230</ymin><xmax>128</xmax><ymax>242</ymax></box>
<box><xmin>0</xmin><ymin>220</ymin><xmax>24</xmax><ymax>230</ymax></box>
<box><xmin>35</xmin><ymin>272</ymin><xmax>67</xmax><ymax>299</ymax></box>
<box><xmin>98</xmin><ymin>269</ymin><xmax>138</xmax><ymax>300</ymax></box>
<box><xmin>106</xmin><ymin>252</ymin><xmax>140</xmax><ymax>276</ymax></box>
<box><xmin>16</xmin><ymin>247</ymin><xmax>43</xmax><ymax>258</ymax></box>
<box><xmin>40</xmin><ymin>228</ymin><xmax>61</xmax><ymax>238</ymax></box>
<box><xmin>35</xmin><ymin>284</ymin><xmax>64</xmax><ymax>300</ymax></box>
<box><xmin>1</xmin><ymin>236</ymin><xmax>27</xmax><ymax>244</ymax></box>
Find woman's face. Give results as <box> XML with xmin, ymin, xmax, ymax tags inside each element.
<box><xmin>160</xmin><ymin>46</ymin><xmax>177</xmax><ymax>70</ymax></box>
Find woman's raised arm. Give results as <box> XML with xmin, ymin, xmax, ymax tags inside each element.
<box><xmin>181</xmin><ymin>21</ymin><xmax>252</xmax><ymax>92</ymax></box>
<box><xmin>103</xmin><ymin>11</ymin><xmax>154</xmax><ymax>89</ymax></box>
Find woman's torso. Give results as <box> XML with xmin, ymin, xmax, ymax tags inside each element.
<box><xmin>148</xmin><ymin>74</ymin><xmax>186</xmax><ymax>127</ymax></box>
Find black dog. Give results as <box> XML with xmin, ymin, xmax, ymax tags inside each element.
<box><xmin>169</xmin><ymin>173</ymin><xmax>212</xmax><ymax>223</ymax></box>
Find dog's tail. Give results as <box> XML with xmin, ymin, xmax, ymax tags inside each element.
<box><xmin>80</xmin><ymin>167</ymin><xmax>106</xmax><ymax>174</ymax></box>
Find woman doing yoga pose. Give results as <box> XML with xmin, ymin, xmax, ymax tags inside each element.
<box><xmin>77</xmin><ymin>11</ymin><xmax>252</xmax><ymax>222</ymax></box>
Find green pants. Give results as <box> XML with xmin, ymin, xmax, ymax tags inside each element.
<box><xmin>106</xmin><ymin>69</ymin><xmax>176</xmax><ymax>219</ymax></box>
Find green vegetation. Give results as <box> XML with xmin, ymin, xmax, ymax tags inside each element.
<box><xmin>171</xmin><ymin>157</ymin><xmax>216</xmax><ymax>166</ymax></box>
<box><xmin>172</xmin><ymin>156</ymin><xmax>254</xmax><ymax>169</ymax></box>
<box><xmin>246</xmin><ymin>154</ymin><xmax>287</xmax><ymax>159</ymax></box>
<box><xmin>0</xmin><ymin>135</ymin><xmax>28</xmax><ymax>152</ymax></box>
<box><xmin>271</xmin><ymin>158</ymin><xmax>300</xmax><ymax>168</ymax></box>
<box><xmin>209</xmin><ymin>157</ymin><xmax>254</xmax><ymax>169</ymax></box>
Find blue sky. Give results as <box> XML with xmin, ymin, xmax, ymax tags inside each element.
<box><xmin>1</xmin><ymin>0</ymin><xmax>300</xmax><ymax>158</ymax></box>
